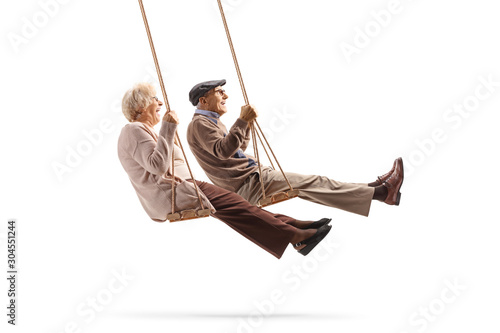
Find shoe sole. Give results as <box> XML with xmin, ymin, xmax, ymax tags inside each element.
<box><xmin>399</xmin><ymin>157</ymin><xmax>404</xmax><ymax>188</ymax></box>
<box><xmin>395</xmin><ymin>157</ymin><xmax>404</xmax><ymax>206</ymax></box>
<box><xmin>385</xmin><ymin>158</ymin><xmax>404</xmax><ymax>206</ymax></box>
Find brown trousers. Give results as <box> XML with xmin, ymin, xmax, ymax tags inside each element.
<box><xmin>194</xmin><ymin>180</ymin><xmax>298</xmax><ymax>259</ymax></box>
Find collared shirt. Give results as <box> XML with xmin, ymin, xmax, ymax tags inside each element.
<box><xmin>195</xmin><ymin>109</ymin><xmax>220</xmax><ymax>124</ymax></box>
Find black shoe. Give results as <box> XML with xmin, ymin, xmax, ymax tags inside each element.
<box><xmin>294</xmin><ymin>224</ymin><xmax>332</xmax><ymax>256</ymax></box>
<box><xmin>304</xmin><ymin>218</ymin><xmax>332</xmax><ymax>229</ymax></box>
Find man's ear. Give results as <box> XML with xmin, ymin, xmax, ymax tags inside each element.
<box><xmin>199</xmin><ymin>97</ymin><xmax>206</xmax><ymax>105</ymax></box>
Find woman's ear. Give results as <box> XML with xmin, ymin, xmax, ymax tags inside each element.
<box><xmin>135</xmin><ymin>108</ymin><xmax>144</xmax><ymax>119</ymax></box>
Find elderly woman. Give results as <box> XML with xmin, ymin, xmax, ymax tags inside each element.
<box><xmin>117</xmin><ymin>83</ymin><xmax>332</xmax><ymax>258</ymax></box>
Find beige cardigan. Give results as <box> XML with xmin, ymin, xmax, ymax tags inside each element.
<box><xmin>117</xmin><ymin>121</ymin><xmax>214</xmax><ymax>222</ymax></box>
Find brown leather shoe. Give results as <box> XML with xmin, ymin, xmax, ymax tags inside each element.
<box><xmin>383</xmin><ymin>158</ymin><xmax>404</xmax><ymax>205</ymax></box>
<box><xmin>374</xmin><ymin>157</ymin><xmax>401</xmax><ymax>186</ymax></box>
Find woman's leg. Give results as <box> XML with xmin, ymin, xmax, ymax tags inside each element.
<box><xmin>194</xmin><ymin>180</ymin><xmax>315</xmax><ymax>259</ymax></box>
<box><xmin>270</xmin><ymin>213</ymin><xmax>321</xmax><ymax>229</ymax></box>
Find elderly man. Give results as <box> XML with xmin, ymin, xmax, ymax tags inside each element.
<box><xmin>186</xmin><ymin>79</ymin><xmax>404</xmax><ymax>217</ymax></box>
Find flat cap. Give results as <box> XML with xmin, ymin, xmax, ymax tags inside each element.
<box><xmin>189</xmin><ymin>79</ymin><xmax>226</xmax><ymax>106</ymax></box>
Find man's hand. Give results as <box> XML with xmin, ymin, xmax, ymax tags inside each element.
<box><xmin>240</xmin><ymin>104</ymin><xmax>259</xmax><ymax>123</ymax></box>
<box><xmin>163</xmin><ymin>110</ymin><xmax>180</xmax><ymax>124</ymax></box>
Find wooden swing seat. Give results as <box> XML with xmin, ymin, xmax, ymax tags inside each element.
<box><xmin>257</xmin><ymin>189</ymin><xmax>300</xmax><ymax>208</ymax></box>
<box><xmin>167</xmin><ymin>208</ymin><xmax>211</xmax><ymax>222</ymax></box>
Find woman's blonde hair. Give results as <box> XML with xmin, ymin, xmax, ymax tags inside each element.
<box><xmin>121</xmin><ymin>83</ymin><xmax>156</xmax><ymax>122</ymax></box>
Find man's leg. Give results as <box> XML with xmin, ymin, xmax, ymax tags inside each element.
<box><xmin>237</xmin><ymin>167</ymin><xmax>374</xmax><ymax>217</ymax></box>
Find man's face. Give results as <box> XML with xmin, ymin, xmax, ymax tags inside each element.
<box><xmin>202</xmin><ymin>86</ymin><xmax>228</xmax><ymax>115</ymax></box>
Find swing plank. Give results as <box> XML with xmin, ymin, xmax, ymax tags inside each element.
<box><xmin>257</xmin><ymin>189</ymin><xmax>300</xmax><ymax>208</ymax></box>
<box><xmin>167</xmin><ymin>209</ymin><xmax>211</xmax><ymax>222</ymax></box>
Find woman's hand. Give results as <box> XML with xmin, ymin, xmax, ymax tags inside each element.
<box><xmin>163</xmin><ymin>110</ymin><xmax>180</xmax><ymax>124</ymax></box>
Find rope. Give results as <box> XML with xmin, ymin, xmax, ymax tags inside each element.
<box><xmin>216</xmin><ymin>0</ymin><xmax>249</xmax><ymax>105</ymax></box>
<box><xmin>138</xmin><ymin>0</ymin><xmax>206</xmax><ymax>212</ymax></box>
<box><xmin>138</xmin><ymin>0</ymin><xmax>170</xmax><ymax>112</ymax></box>
<box><xmin>171</xmin><ymin>146</ymin><xmax>175</xmax><ymax>213</ymax></box>
<box><xmin>254</xmin><ymin>127</ymin><xmax>275</xmax><ymax>170</ymax></box>
<box><xmin>216</xmin><ymin>0</ymin><xmax>294</xmax><ymax>195</ymax></box>
<box><xmin>255</xmin><ymin>121</ymin><xmax>294</xmax><ymax>190</ymax></box>
<box><xmin>176</xmin><ymin>132</ymin><xmax>206</xmax><ymax>210</ymax></box>
<box><xmin>251</xmin><ymin>124</ymin><xmax>266</xmax><ymax>199</ymax></box>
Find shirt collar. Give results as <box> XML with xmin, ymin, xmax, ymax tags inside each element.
<box><xmin>195</xmin><ymin>109</ymin><xmax>220</xmax><ymax>119</ymax></box>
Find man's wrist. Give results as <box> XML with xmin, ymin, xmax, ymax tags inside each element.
<box><xmin>235</xmin><ymin>117</ymin><xmax>250</xmax><ymax>130</ymax></box>
<box><xmin>237</xmin><ymin>117</ymin><xmax>249</xmax><ymax>125</ymax></box>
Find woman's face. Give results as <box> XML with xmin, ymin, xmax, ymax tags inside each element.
<box><xmin>140</xmin><ymin>96</ymin><xmax>163</xmax><ymax>125</ymax></box>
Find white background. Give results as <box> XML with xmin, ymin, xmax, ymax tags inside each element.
<box><xmin>1</xmin><ymin>0</ymin><xmax>499</xmax><ymax>332</ymax></box>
